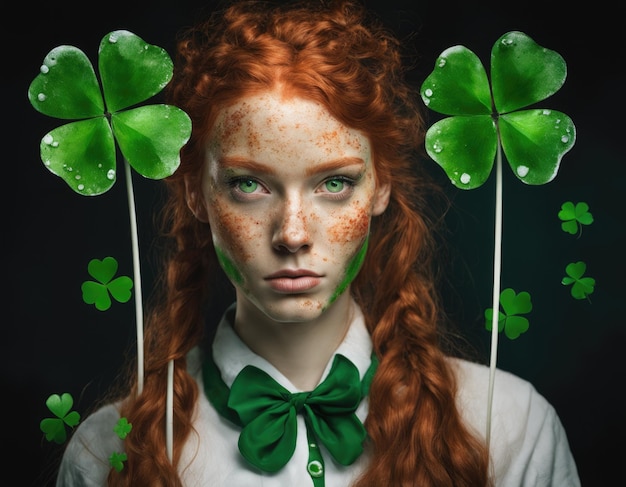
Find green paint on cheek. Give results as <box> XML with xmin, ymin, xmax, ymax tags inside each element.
<box><xmin>327</xmin><ymin>236</ymin><xmax>368</xmax><ymax>306</ymax></box>
<box><xmin>214</xmin><ymin>246</ymin><xmax>244</xmax><ymax>285</ymax></box>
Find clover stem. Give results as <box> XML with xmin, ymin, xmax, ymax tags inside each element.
<box><xmin>486</xmin><ymin>141</ymin><xmax>504</xmax><ymax>450</ymax></box>
<box><xmin>166</xmin><ymin>359</ymin><xmax>174</xmax><ymax>461</ymax></box>
<box><xmin>124</xmin><ymin>159</ymin><xmax>144</xmax><ymax>395</ymax></box>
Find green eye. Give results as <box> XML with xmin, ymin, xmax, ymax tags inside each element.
<box><xmin>238</xmin><ymin>179</ymin><xmax>258</xmax><ymax>193</ymax></box>
<box><xmin>325</xmin><ymin>179</ymin><xmax>344</xmax><ymax>193</ymax></box>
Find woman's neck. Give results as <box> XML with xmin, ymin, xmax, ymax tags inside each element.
<box><xmin>232</xmin><ymin>293</ymin><xmax>354</xmax><ymax>390</ymax></box>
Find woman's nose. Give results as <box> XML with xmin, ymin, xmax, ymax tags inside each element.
<box><xmin>272</xmin><ymin>195</ymin><xmax>312</xmax><ymax>253</ymax></box>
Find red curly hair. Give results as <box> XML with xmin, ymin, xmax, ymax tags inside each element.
<box><xmin>109</xmin><ymin>1</ymin><xmax>492</xmax><ymax>485</ymax></box>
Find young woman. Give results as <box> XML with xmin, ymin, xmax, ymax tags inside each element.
<box><xmin>56</xmin><ymin>1</ymin><xmax>580</xmax><ymax>485</ymax></box>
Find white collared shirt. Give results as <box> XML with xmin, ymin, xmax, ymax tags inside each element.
<box><xmin>57</xmin><ymin>303</ymin><xmax>580</xmax><ymax>486</ymax></box>
<box><xmin>180</xmin><ymin>303</ymin><xmax>373</xmax><ymax>486</ymax></box>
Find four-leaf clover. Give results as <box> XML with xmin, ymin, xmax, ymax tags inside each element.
<box><xmin>558</xmin><ymin>201</ymin><xmax>594</xmax><ymax>235</ymax></box>
<box><xmin>82</xmin><ymin>257</ymin><xmax>133</xmax><ymax>311</ymax></box>
<box><xmin>28</xmin><ymin>30</ymin><xmax>191</xmax><ymax>195</ymax></box>
<box><xmin>40</xmin><ymin>393</ymin><xmax>81</xmax><ymax>444</ymax></box>
<box><xmin>562</xmin><ymin>261</ymin><xmax>595</xmax><ymax>300</ymax></box>
<box><xmin>420</xmin><ymin>31</ymin><xmax>576</xmax><ymax>189</ymax></box>
<box><xmin>485</xmin><ymin>288</ymin><xmax>533</xmax><ymax>340</ymax></box>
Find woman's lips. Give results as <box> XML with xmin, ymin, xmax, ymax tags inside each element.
<box><xmin>265</xmin><ymin>271</ymin><xmax>322</xmax><ymax>293</ymax></box>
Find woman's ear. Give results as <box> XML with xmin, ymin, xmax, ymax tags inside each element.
<box><xmin>372</xmin><ymin>183</ymin><xmax>391</xmax><ymax>216</ymax></box>
<box><xmin>184</xmin><ymin>176</ymin><xmax>209</xmax><ymax>223</ymax></box>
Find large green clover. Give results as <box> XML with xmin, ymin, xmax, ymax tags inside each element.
<box><xmin>420</xmin><ymin>31</ymin><xmax>576</xmax><ymax>189</ymax></box>
<box><xmin>28</xmin><ymin>30</ymin><xmax>191</xmax><ymax>195</ymax></box>
<box><xmin>29</xmin><ymin>30</ymin><xmax>192</xmax><ymax>404</ymax></box>
<box><xmin>29</xmin><ymin>31</ymin><xmax>194</xmax><ymax>461</ymax></box>
<box><xmin>420</xmin><ymin>32</ymin><xmax>577</xmax><ymax>447</ymax></box>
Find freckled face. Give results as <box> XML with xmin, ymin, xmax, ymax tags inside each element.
<box><xmin>200</xmin><ymin>91</ymin><xmax>389</xmax><ymax>323</ymax></box>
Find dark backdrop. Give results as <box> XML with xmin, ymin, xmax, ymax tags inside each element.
<box><xmin>5</xmin><ymin>1</ymin><xmax>623</xmax><ymax>486</ymax></box>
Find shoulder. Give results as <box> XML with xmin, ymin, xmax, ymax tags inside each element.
<box><xmin>447</xmin><ymin>358</ymin><xmax>546</xmax><ymax>449</ymax></box>
<box><xmin>447</xmin><ymin>357</ymin><xmax>581</xmax><ymax>486</ymax></box>
<box><xmin>448</xmin><ymin>357</ymin><xmax>540</xmax><ymax>426</ymax></box>
<box><xmin>56</xmin><ymin>402</ymin><xmax>123</xmax><ymax>487</ymax></box>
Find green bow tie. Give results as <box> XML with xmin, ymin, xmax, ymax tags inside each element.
<box><xmin>203</xmin><ymin>352</ymin><xmax>377</xmax><ymax>474</ymax></box>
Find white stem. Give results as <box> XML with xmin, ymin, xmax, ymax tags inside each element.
<box><xmin>123</xmin><ymin>160</ymin><xmax>172</xmax><ymax>462</ymax></box>
<box><xmin>124</xmin><ymin>160</ymin><xmax>144</xmax><ymax>394</ymax></box>
<box><xmin>486</xmin><ymin>142</ymin><xmax>504</xmax><ymax>450</ymax></box>
<box><xmin>166</xmin><ymin>359</ymin><xmax>174</xmax><ymax>461</ymax></box>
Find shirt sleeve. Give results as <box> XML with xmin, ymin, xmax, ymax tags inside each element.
<box><xmin>56</xmin><ymin>403</ymin><xmax>123</xmax><ymax>487</ymax></box>
<box><xmin>495</xmin><ymin>384</ymin><xmax>580</xmax><ymax>487</ymax></box>
<box><xmin>451</xmin><ymin>358</ymin><xmax>581</xmax><ymax>487</ymax></box>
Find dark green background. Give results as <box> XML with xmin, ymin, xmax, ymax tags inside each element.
<box><xmin>5</xmin><ymin>1</ymin><xmax>623</xmax><ymax>485</ymax></box>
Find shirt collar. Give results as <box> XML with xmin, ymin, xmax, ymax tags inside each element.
<box><xmin>212</xmin><ymin>302</ymin><xmax>373</xmax><ymax>392</ymax></box>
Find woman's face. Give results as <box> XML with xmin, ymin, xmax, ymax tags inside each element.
<box><xmin>196</xmin><ymin>90</ymin><xmax>389</xmax><ymax>323</ymax></box>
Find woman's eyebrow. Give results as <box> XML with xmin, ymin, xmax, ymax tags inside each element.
<box><xmin>217</xmin><ymin>156</ymin><xmax>365</xmax><ymax>176</ymax></box>
<box><xmin>218</xmin><ymin>156</ymin><xmax>277</xmax><ymax>174</ymax></box>
<box><xmin>305</xmin><ymin>157</ymin><xmax>365</xmax><ymax>176</ymax></box>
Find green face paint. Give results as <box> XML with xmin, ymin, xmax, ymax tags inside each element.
<box><xmin>327</xmin><ymin>236</ymin><xmax>369</xmax><ymax>306</ymax></box>
<box><xmin>214</xmin><ymin>245</ymin><xmax>244</xmax><ymax>285</ymax></box>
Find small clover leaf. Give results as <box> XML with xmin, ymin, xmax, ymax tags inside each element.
<box><xmin>558</xmin><ymin>201</ymin><xmax>594</xmax><ymax>236</ymax></box>
<box><xmin>109</xmin><ymin>451</ymin><xmax>128</xmax><ymax>472</ymax></box>
<box><xmin>28</xmin><ymin>30</ymin><xmax>191</xmax><ymax>195</ymax></box>
<box><xmin>562</xmin><ymin>261</ymin><xmax>595</xmax><ymax>300</ymax></box>
<box><xmin>114</xmin><ymin>417</ymin><xmax>132</xmax><ymax>440</ymax></box>
<box><xmin>107</xmin><ymin>418</ymin><xmax>132</xmax><ymax>472</ymax></box>
<box><xmin>420</xmin><ymin>31</ymin><xmax>575</xmax><ymax>189</ymax></box>
<box><xmin>82</xmin><ymin>257</ymin><xmax>133</xmax><ymax>311</ymax></box>
<box><xmin>485</xmin><ymin>288</ymin><xmax>532</xmax><ymax>340</ymax></box>
<box><xmin>40</xmin><ymin>393</ymin><xmax>81</xmax><ymax>444</ymax></box>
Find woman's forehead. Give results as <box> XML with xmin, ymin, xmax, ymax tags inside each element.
<box><xmin>215</xmin><ymin>91</ymin><xmax>341</xmax><ymax>134</ymax></box>
<box><xmin>209</xmin><ymin>91</ymin><xmax>372</xmax><ymax>164</ymax></box>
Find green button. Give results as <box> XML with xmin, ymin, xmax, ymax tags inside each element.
<box><xmin>307</xmin><ymin>460</ymin><xmax>323</xmax><ymax>478</ymax></box>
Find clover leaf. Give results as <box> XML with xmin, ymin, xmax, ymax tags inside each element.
<box><xmin>81</xmin><ymin>257</ymin><xmax>133</xmax><ymax>311</ymax></box>
<box><xmin>558</xmin><ymin>201</ymin><xmax>594</xmax><ymax>236</ymax></box>
<box><xmin>562</xmin><ymin>261</ymin><xmax>595</xmax><ymax>300</ymax></box>
<box><xmin>114</xmin><ymin>417</ymin><xmax>132</xmax><ymax>440</ymax></box>
<box><xmin>485</xmin><ymin>288</ymin><xmax>532</xmax><ymax>340</ymax></box>
<box><xmin>40</xmin><ymin>393</ymin><xmax>81</xmax><ymax>444</ymax></box>
<box><xmin>109</xmin><ymin>451</ymin><xmax>128</xmax><ymax>472</ymax></box>
<box><xmin>103</xmin><ymin>417</ymin><xmax>132</xmax><ymax>472</ymax></box>
<box><xmin>420</xmin><ymin>31</ymin><xmax>576</xmax><ymax>189</ymax></box>
<box><xmin>28</xmin><ymin>30</ymin><xmax>191</xmax><ymax>195</ymax></box>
